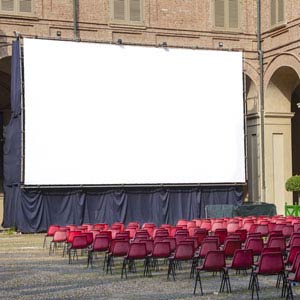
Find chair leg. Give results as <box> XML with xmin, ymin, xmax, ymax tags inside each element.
<box><xmin>121</xmin><ymin>258</ymin><xmax>127</xmax><ymax>279</ymax></box>
<box><xmin>87</xmin><ymin>251</ymin><xmax>92</xmax><ymax>268</ymax></box>
<box><xmin>220</xmin><ymin>269</ymin><xmax>231</xmax><ymax>293</ymax></box>
<box><xmin>193</xmin><ymin>271</ymin><xmax>203</xmax><ymax>296</ymax></box>
<box><xmin>167</xmin><ymin>259</ymin><xmax>175</xmax><ymax>280</ymax></box>
<box><xmin>286</xmin><ymin>281</ymin><xmax>294</xmax><ymax>300</ymax></box>
<box><xmin>251</xmin><ymin>274</ymin><xmax>259</xmax><ymax>300</ymax></box>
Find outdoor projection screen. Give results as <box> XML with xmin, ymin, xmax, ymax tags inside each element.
<box><xmin>23</xmin><ymin>38</ymin><xmax>245</xmax><ymax>186</ymax></box>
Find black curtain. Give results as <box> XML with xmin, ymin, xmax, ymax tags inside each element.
<box><xmin>2</xmin><ymin>40</ymin><xmax>243</xmax><ymax>233</ymax></box>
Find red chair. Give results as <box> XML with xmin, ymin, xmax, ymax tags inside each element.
<box><xmin>163</xmin><ymin>237</ymin><xmax>176</xmax><ymax>253</ymax></box>
<box><xmin>106</xmin><ymin>240</ymin><xmax>130</xmax><ymax>274</ymax></box>
<box><xmin>244</xmin><ymin>237</ymin><xmax>264</xmax><ymax>257</ymax></box>
<box><xmin>214</xmin><ymin>228</ymin><xmax>228</xmax><ymax>245</ymax></box>
<box><xmin>68</xmin><ymin>235</ymin><xmax>88</xmax><ymax>264</ymax></box>
<box><xmin>226</xmin><ymin>249</ymin><xmax>254</xmax><ymax>276</ymax></box>
<box><xmin>151</xmin><ymin>241</ymin><xmax>171</xmax><ymax>271</ymax></box>
<box><xmin>198</xmin><ymin>240</ymin><xmax>219</xmax><ymax>263</ymax></box>
<box><xmin>121</xmin><ymin>242</ymin><xmax>148</xmax><ymax>278</ymax></box>
<box><xmin>223</xmin><ymin>239</ymin><xmax>242</xmax><ymax>259</ymax></box>
<box><xmin>250</xmin><ymin>252</ymin><xmax>285</xmax><ymax>300</ymax></box>
<box><xmin>283</xmin><ymin>251</ymin><xmax>300</xmax><ymax>297</ymax></box>
<box><xmin>87</xmin><ymin>235</ymin><xmax>110</xmax><ymax>268</ymax></box>
<box><xmin>285</xmin><ymin>259</ymin><xmax>300</xmax><ymax>300</ymax></box>
<box><xmin>266</xmin><ymin>236</ymin><xmax>286</xmax><ymax>254</ymax></box>
<box><xmin>235</xmin><ymin>229</ymin><xmax>247</xmax><ymax>243</ymax></box>
<box><xmin>167</xmin><ymin>243</ymin><xmax>194</xmax><ymax>280</ymax></box>
<box><xmin>285</xmin><ymin>246</ymin><xmax>300</xmax><ymax>266</ymax></box>
<box><xmin>49</xmin><ymin>229</ymin><xmax>67</xmax><ymax>255</ymax></box>
<box><xmin>94</xmin><ymin>223</ymin><xmax>108</xmax><ymax>230</ymax></box>
<box><xmin>227</xmin><ymin>221</ymin><xmax>240</xmax><ymax>233</ymax></box>
<box><xmin>194</xmin><ymin>250</ymin><xmax>230</xmax><ymax>295</ymax></box>
<box><xmin>43</xmin><ymin>225</ymin><xmax>60</xmax><ymax>248</ymax></box>
<box><xmin>200</xmin><ymin>220</ymin><xmax>212</xmax><ymax>232</ymax></box>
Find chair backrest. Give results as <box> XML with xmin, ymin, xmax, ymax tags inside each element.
<box><xmin>135</xmin><ymin>230</ymin><xmax>150</xmax><ymax>239</ymax></box>
<box><xmin>214</xmin><ymin>229</ymin><xmax>227</xmax><ymax>244</ymax></box>
<box><xmin>163</xmin><ymin>237</ymin><xmax>176</xmax><ymax>252</ymax></box>
<box><xmin>83</xmin><ymin>232</ymin><xmax>94</xmax><ymax>246</ymax></box>
<box><xmin>53</xmin><ymin>230</ymin><xmax>67</xmax><ymax>243</ymax></box>
<box><xmin>200</xmin><ymin>220</ymin><xmax>212</xmax><ymax>231</ymax></box>
<box><xmin>286</xmin><ymin>246</ymin><xmax>300</xmax><ymax>265</ymax></box>
<box><xmin>140</xmin><ymin>239</ymin><xmax>154</xmax><ymax>255</ymax></box>
<box><xmin>110</xmin><ymin>240</ymin><xmax>130</xmax><ymax>257</ymax></box>
<box><xmin>67</xmin><ymin>231</ymin><xmax>82</xmax><ymax>243</ymax></box>
<box><xmin>71</xmin><ymin>235</ymin><xmax>88</xmax><ymax>249</ymax></box>
<box><xmin>245</xmin><ymin>237</ymin><xmax>264</xmax><ymax>256</ymax></box>
<box><xmin>93</xmin><ymin>236</ymin><xmax>110</xmax><ymax>251</ymax></box>
<box><xmin>202</xmin><ymin>250</ymin><xmax>225</xmax><ymax>271</ymax></box>
<box><xmin>258</xmin><ymin>252</ymin><xmax>284</xmax><ymax>275</ymax></box>
<box><xmin>255</xmin><ymin>224</ymin><xmax>269</xmax><ymax>237</ymax></box>
<box><xmin>291</xmin><ymin>251</ymin><xmax>300</xmax><ymax>273</ymax></box>
<box><xmin>199</xmin><ymin>240</ymin><xmax>218</xmax><ymax>258</ymax></box>
<box><xmin>174</xmin><ymin>243</ymin><xmax>194</xmax><ymax>260</ymax></box>
<box><xmin>115</xmin><ymin>231</ymin><xmax>130</xmax><ymax>240</ymax></box>
<box><xmin>127</xmin><ymin>242</ymin><xmax>147</xmax><ymax>259</ymax></box>
<box><xmin>223</xmin><ymin>239</ymin><xmax>242</xmax><ymax>257</ymax></box>
<box><xmin>152</xmin><ymin>241</ymin><xmax>171</xmax><ymax>258</ymax></box>
<box><xmin>127</xmin><ymin>222</ymin><xmax>140</xmax><ymax>229</ymax></box>
<box><xmin>47</xmin><ymin>225</ymin><xmax>60</xmax><ymax>236</ymax></box>
<box><xmin>293</xmin><ymin>259</ymin><xmax>300</xmax><ymax>282</ymax></box>
<box><xmin>267</xmin><ymin>236</ymin><xmax>286</xmax><ymax>252</ymax></box>
<box><xmin>97</xmin><ymin>230</ymin><xmax>112</xmax><ymax>241</ymax></box>
<box><xmin>93</xmin><ymin>223</ymin><xmax>109</xmax><ymax>231</ymax></box>
<box><xmin>227</xmin><ymin>221</ymin><xmax>240</xmax><ymax>233</ymax></box>
<box><xmin>231</xmin><ymin>249</ymin><xmax>253</xmax><ymax>269</ymax></box>
<box><xmin>282</xmin><ymin>225</ymin><xmax>294</xmax><ymax>238</ymax></box>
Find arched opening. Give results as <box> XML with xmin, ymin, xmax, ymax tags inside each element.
<box><xmin>0</xmin><ymin>56</ymin><xmax>12</xmax><ymax>193</ymax></box>
<box><xmin>291</xmin><ymin>85</ymin><xmax>300</xmax><ymax>204</ymax></box>
<box><xmin>265</xmin><ymin>66</ymin><xmax>300</xmax><ymax>212</ymax></box>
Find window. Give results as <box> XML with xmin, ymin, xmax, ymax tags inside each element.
<box><xmin>0</xmin><ymin>0</ymin><xmax>33</xmax><ymax>15</ymax></box>
<box><xmin>214</xmin><ymin>0</ymin><xmax>239</xmax><ymax>31</ymax></box>
<box><xmin>271</xmin><ymin>0</ymin><xmax>284</xmax><ymax>27</ymax></box>
<box><xmin>110</xmin><ymin>0</ymin><xmax>143</xmax><ymax>24</ymax></box>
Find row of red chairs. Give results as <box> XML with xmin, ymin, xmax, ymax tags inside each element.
<box><xmin>45</xmin><ymin>221</ymin><xmax>300</xmax><ymax>298</ymax></box>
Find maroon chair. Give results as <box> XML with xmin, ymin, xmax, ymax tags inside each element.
<box><xmin>163</xmin><ymin>237</ymin><xmax>176</xmax><ymax>253</ymax></box>
<box><xmin>244</xmin><ymin>237</ymin><xmax>264</xmax><ymax>257</ymax></box>
<box><xmin>194</xmin><ymin>250</ymin><xmax>230</xmax><ymax>295</ymax></box>
<box><xmin>283</xmin><ymin>251</ymin><xmax>300</xmax><ymax>297</ymax></box>
<box><xmin>266</xmin><ymin>236</ymin><xmax>286</xmax><ymax>254</ymax></box>
<box><xmin>151</xmin><ymin>241</ymin><xmax>171</xmax><ymax>271</ymax></box>
<box><xmin>285</xmin><ymin>259</ymin><xmax>300</xmax><ymax>300</ymax></box>
<box><xmin>198</xmin><ymin>240</ymin><xmax>219</xmax><ymax>261</ymax></box>
<box><xmin>87</xmin><ymin>235</ymin><xmax>110</xmax><ymax>268</ymax></box>
<box><xmin>167</xmin><ymin>243</ymin><xmax>194</xmax><ymax>280</ymax></box>
<box><xmin>115</xmin><ymin>231</ymin><xmax>130</xmax><ymax>241</ymax></box>
<box><xmin>43</xmin><ymin>225</ymin><xmax>60</xmax><ymax>248</ymax></box>
<box><xmin>214</xmin><ymin>228</ymin><xmax>228</xmax><ymax>245</ymax></box>
<box><xmin>226</xmin><ymin>249</ymin><xmax>254</xmax><ymax>276</ymax></box>
<box><xmin>49</xmin><ymin>229</ymin><xmax>67</xmax><ymax>255</ymax></box>
<box><xmin>121</xmin><ymin>242</ymin><xmax>148</xmax><ymax>278</ymax></box>
<box><xmin>250</xmin><ymin>252</ymin><xmax>285</xmax><ymax>300</ymax></box>
<box><xmin>223</xmin><ymin>239</ymin><xmax>242</xmax><ymax>259</ymax></box>
<box><xmin>106</xmin><ymin>240</ymin><xmax>130</xmax><ymax>274</ymax></box>
<box><xmin>285</xmin><ymin>246</ymin><xmax>300</xmax><ymax>266</ymax></box>
<box><xmin>68</xmin><ymin>235</ymin><xmax>88</xmax><ymax>264</ymax></box>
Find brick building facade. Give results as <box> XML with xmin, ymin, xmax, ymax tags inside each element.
<box><xmin>0</xmin><ymin>0</ymin><xmax>299</xmax><ymax>217</ymax></box>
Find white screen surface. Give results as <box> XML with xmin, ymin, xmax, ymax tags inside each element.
<box><xmin>23</xmin><ymin>38</ymin><xmax>245</xmax><ymax>185</ymax></box>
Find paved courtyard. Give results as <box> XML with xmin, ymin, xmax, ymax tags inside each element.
<box><xmin>0</xmin><ymin>232</ymin><xmax>298</xmax><ymax>300</ymax></box>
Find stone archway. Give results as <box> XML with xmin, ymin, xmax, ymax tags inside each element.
<box><xmin>264</xmin><ymin>60</ymin><xmax>300</xmax><ymax>214</ymax></box>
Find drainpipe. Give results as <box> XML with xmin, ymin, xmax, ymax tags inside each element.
<box><xmin>257</xmin><ymin>0</ymin><xmax>266</xmax><ymax>202</ymax></box>
<box><xmin>73</xmin><ymin>0</ymin><xmax>78</xmax><ymax>40</ymax></box>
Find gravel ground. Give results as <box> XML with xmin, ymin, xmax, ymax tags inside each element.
<box><xmin>0</xmin><ymin>233</ymin><xmax>299</xmax><ymax>300</ymax></box>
